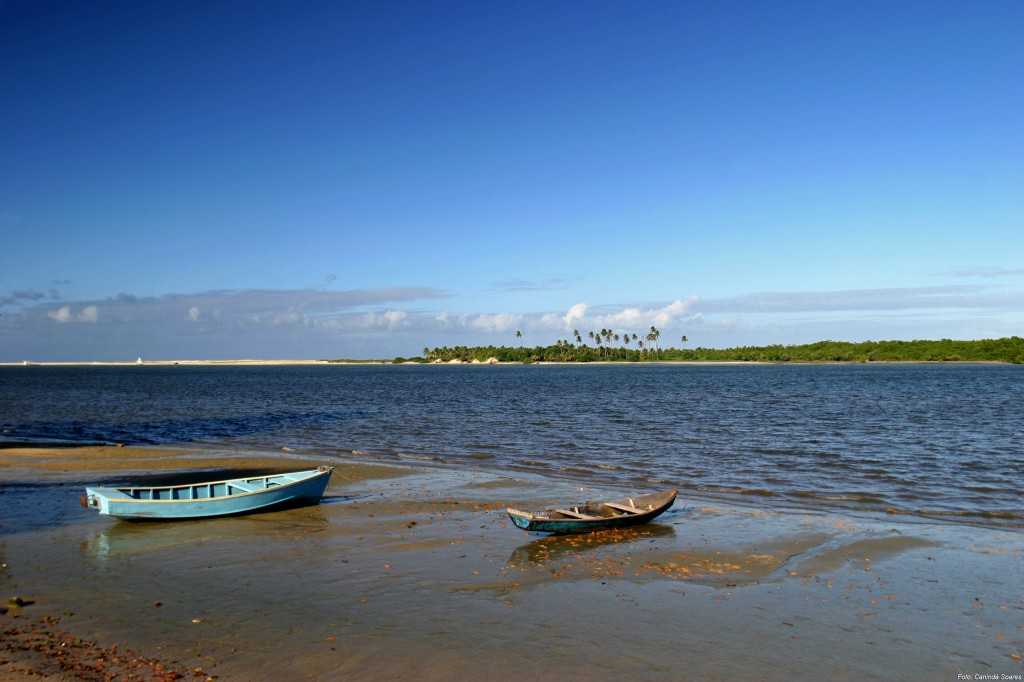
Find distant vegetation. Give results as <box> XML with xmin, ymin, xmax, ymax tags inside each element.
<box><xmin>413</xmin><ymin>330</ymin><xmax>1024</xmax><ymax>364</ymax></box>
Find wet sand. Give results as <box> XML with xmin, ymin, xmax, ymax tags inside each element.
<box><xmin>0</xmin><ymin>445</ymin><xmax>406</xmax><ymax>482</ymax></box>
<box><xmin>1</xmin><ymin>447</ymin><xmax>1022</xmax><ymax>680</ymax></box>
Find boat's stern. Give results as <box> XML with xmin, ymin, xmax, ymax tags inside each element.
<box><xmin>506</xmin><ymin>508</ymin><xmax>533</xmax><ymax>530</ymax></box>
<box><xmin>82</xmin><ymin>487</ymin><xmax>110</xmax><ymax>515</ymax></box>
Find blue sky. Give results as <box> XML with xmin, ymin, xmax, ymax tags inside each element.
<box><xmin>1</xmin><ymin>1</ymin><xmax>1022</xmax><ymax>359</ymax></box>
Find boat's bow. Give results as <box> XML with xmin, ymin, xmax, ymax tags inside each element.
<box><xmin>506</xmin><ymin>508</ymin><xmax>535</xmax><ymax>530</ymax></box>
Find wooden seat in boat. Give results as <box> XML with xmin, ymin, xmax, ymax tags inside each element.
<box><xmin>603</xmin><ymin>501</ymin><xmax>644</xmax><ymax>514</ymax></box>
<box><xmin>555</xmin><ymin>508</ymin><xmax>599</xmax><ymax>520</ymax></box>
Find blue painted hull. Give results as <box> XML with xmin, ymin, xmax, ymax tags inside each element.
<box><xmin>84</xmin><ymin>468</ymin><xmax>333</xmax><ymax>520</ymax></box>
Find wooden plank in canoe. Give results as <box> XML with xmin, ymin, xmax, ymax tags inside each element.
<box><xmin>603</xmin><ymin>501</ymin><xmax>641</xmax><ymax>514</ymax></box>
<box><xmin>555</xmin><ymin>508</ymin><xmax>599</xmax><ymax>520</ymax></box>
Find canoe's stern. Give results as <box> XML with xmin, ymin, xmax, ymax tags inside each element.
<box><xmin>506</xmin><ymin>508</ymin><xmax>534</xmax><ymax>530</ymax></box>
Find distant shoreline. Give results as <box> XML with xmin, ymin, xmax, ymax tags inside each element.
<box><xmin>6</xmin><ymin>337</ymin><xmax>1021</xmax><ymax>365</ymax></box>
<box><xmin>0</xmin><ymin>359</ymin><xmax>1017</xmax><ymax>367</ymax></box>
<box><xmin>0</xmin><ymin>359</ymin><xmax>343</xmax><ymax>367</ymax></box>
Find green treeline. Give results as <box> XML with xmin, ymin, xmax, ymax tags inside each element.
<box><xmin>411</xmin><ymin>337</ymin><xmax>1024</xmax><ymax>364</ymax></box>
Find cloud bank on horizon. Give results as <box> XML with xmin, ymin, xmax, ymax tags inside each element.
<box><xmin>2</xmin><ymin>281</ymin><xmax>1022</xmax><ymax>361</ymax></box>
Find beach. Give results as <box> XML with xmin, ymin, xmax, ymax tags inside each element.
<box><xmin>1</xmin><ymin>445</ymin><xmax>1021</xmax><ymax>680</ymax></box>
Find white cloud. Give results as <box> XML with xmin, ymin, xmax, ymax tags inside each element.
<box><xmin>187</xmin><ymin>306</ymin><xmax>200</xmax><ymax>321</ymax></box>
<box><xmin>360</xmin><ymin>309</ymin><xmax>408</xmax><ymax>330</ymax></box>
<box><xmin>598</xmin><ymin>306</ymin><xmax>644</xmax><ymax>327</ymax></box>
<box><xmin>47</xmin><ymin>305</ymin><xmax>71</xmax><ymax>323</ymax></box>
<box><xmin>537</xmin><ymin>312</ymin><xmax>563</xmax><ymax>329</ymax></box>
<box><xmin>653</xmin><ymin>299</ymin><xmax>694</xmax><ymax>325</ymax></box>
<box><xmin>588</xmin><ymin>298</ymin><xmax>698</xmax><ymax>330</ymax></box>
<box><xmin>468</xmin><ymin>313</ymin><xmax>521</xmax><ymax>333</ymax></box>
<box><xmin>563</xmin><ymin>303</ymin><xmax>587</xmax><ymax>329</ymax></box>
<box><xmin>382</xmin><ymin>310</ymin><xmax>407</xmax><ymax>328</ymax></box>
<box><xmin>46</xmin><ymin>305</ymin><xmax>98</xmax><ymax>323</ymax></box>
<box><xmin>78</xmin><ymin>305</ymin><xmax>98</xmax><ymax>323</ymax></box>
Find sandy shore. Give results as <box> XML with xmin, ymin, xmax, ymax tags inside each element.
<box><xmin>0</xmin><ymin>360</ymin><xmax>359</xmax><ymax>367</ymax></box>
<box><xmin>1</xmin><ymin>446</ymin><xmax>1022</xmax><ymax>680</ymax></box>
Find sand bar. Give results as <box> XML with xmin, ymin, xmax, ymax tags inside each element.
<box><xmin>0</xmin><ymin>446</ymin><xmax>1022</xmax><ymax>680</ymax></box>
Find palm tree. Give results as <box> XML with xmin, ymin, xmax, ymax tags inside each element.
<box><xmin>588</xmin><ymin>330</ymin><xmax>595</xmax><ymax>344</ymax></box>
<box><xmin>423</xmin><ymin>346</ymin><xmax>430</xmax><ymax>358</ymax></box>
<box><xmin>647</xmin><ymin>326</ymin><xmax>661</xmax><ymax>357</ymax></box>
<box><xmin>681</xmin><ymin>335</ymin><xmax>688</xmax><ymax>345</ymax></box>
<box><xmin>515</xmin><ymin>330</ymin><xmax>522</xmax><ymax>341</ymax></box>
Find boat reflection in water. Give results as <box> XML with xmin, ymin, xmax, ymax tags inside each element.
<box><xmin>506</xmin><ymin>523</ymin><xmax>676</xmax><ymax>571</ymax></box>
<box><xmin>82</xmin><ymin>505</ymin><xmax>329</xmax><ymax>562</ymax></box>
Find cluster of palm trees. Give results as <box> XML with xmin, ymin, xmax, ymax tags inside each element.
<box><xmin>419</xmin><ymin>325</ymin><xmax>694</xmax><ymax>362</ymax></box>
<box><xmin>573</xmin><ymin>326</ymin><xmax>666</xmax><ymax>353</ymax></box>
<box><xmin>510</xmin><ymin>326</ymin><xmax>689</xmax><ymax>358</ymax></box>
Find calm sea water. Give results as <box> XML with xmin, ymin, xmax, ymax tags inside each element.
<box><xmin>1</xmin><ymin>364</ymin><xmax>1022</xmax><ymax>525</ymax></box>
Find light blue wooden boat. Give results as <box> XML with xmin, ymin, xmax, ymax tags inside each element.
<box><xmin>82</xmin><ymin>467</ymin><xmax>334</xmax><ymax>520</ymax></box>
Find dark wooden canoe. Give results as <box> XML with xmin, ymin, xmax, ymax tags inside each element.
<box><xmin>507</xmin><ymin>489</ymin><xmax>677</xmax><ymax>533</ymax></box>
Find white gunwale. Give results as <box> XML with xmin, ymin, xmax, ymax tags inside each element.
<box><xmin>507</xmin><ymin>489</ymin><xmax>677</xmax><ymax>524</ymax></box>
<box><xmin>91</xmin><ymin>468</ymin><xmax>332</xmax><ymax>505</ymax></box>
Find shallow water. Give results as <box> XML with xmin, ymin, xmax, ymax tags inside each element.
<box><xmin>1</xmin><ymin>364</ymin><xmax>1022</xmax><ymax>524</ymax></box>
<box><xmin>2</xmin><ymin>468</ymin><xmax>1022</xmax><ymax>681</ymax></box>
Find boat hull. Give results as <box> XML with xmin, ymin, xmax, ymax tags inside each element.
<box><xmin>84</xmin><ymin>468</ymin><xmax>332</xmax><ymax>520</ymax></box>
<box><xmin>507</xmin><ymin>490</ymin><xmax>676</xmax><ymax>534</ymax></box>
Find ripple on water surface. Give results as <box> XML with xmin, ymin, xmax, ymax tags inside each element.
<box><xmin>1</xmin><ymin>363</ymin><xmax>1022</xmax><ymax>525</ymax></box>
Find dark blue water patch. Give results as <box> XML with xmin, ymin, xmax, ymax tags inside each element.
<box><xmin>1</xmin><ymin>363</ymin><xmax>1023</xmax><ymax>525</ymax></box>
<box><xmin>0</xmin><ymin>480</ymin><xmax>96</xmax><ymax>535</ymax></box>
<box><xmin>5</xmin><ymin>409</ymin><xmax>364</xmax><ymax>446</ymax></box>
